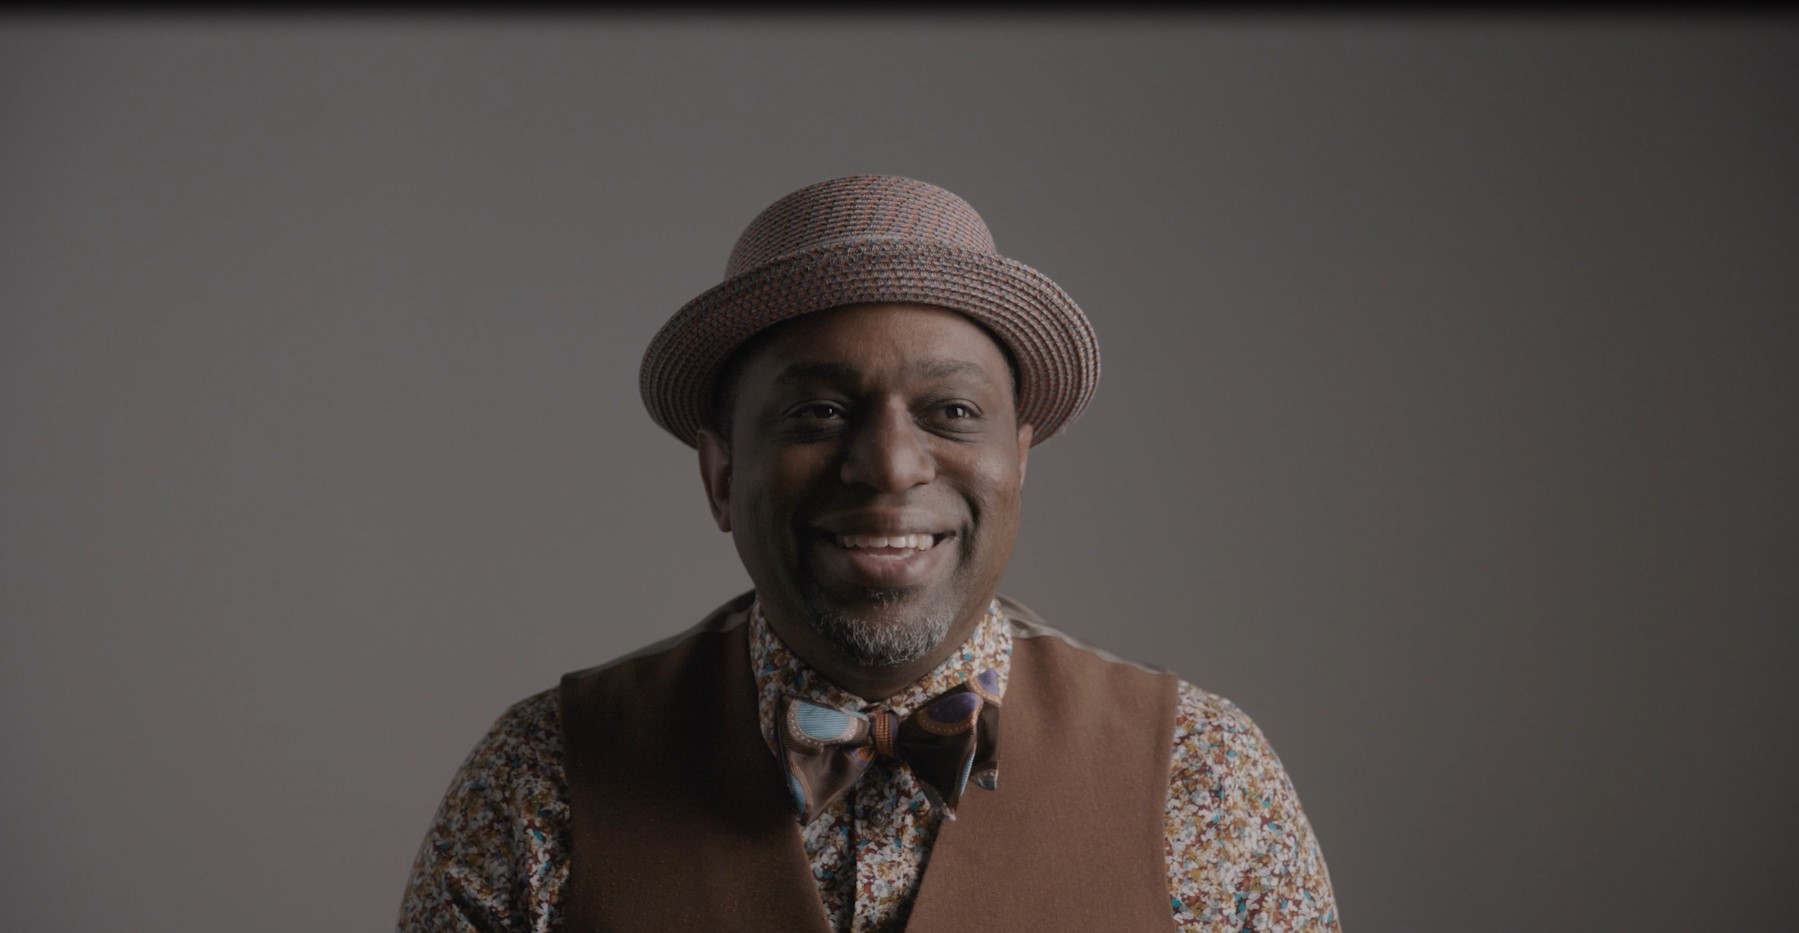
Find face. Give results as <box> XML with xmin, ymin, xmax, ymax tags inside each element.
<box><xmin>697</xmin><ymin>303</ymin><xmax>1032</xmax><ymax>680</ymax></box>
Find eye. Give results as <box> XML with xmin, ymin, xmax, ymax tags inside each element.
<box><xmin>787</xmin><ymin>402</ymin><xmax>846</xmax><ymax>421</ymax></box>
<box><xmin>942</xmin><ymin>403</ymin><xmax>977</xmax><ymax>420</ymax></box>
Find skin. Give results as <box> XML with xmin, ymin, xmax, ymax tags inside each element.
<box><xmin>697</xmin><ymin>303</ymin><xmax>1032</xmax><ymax>701</ymax></box>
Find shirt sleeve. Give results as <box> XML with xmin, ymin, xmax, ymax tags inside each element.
<box><xmin>1165</xmin><ymin>681</ymin><xmax>1340</xmax><ymax>931</ymax></box>
<box><xmin>397</xmin><ymin>689</ymin><xmax>570</xmax><ymax>933</ymax></box>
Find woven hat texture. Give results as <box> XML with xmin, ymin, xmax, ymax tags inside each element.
<box><xmin>639</xmin><ymin>174</ymin><xmax>1099</xmax><ymax>447</ymax></box>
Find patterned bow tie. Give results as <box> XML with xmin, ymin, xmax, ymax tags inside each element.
<box><xmin>777</xmin><ymin>669</ymin><xmax>1002</xmax><ymax>824</ymax></box>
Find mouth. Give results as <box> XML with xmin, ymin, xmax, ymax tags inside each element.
<box><xmin>834</xmin><ymin>532</ymin><xmax>949</xmax><ymax>552</ymax></box>
<box><xmin>810</xmin><ymin>529</ymin><xmax>957</xmax><ymax>589</ymax></box>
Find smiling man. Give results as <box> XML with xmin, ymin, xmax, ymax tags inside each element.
<box><xmin>399</xmin><ymin>176</ymin><xmax>1338</xmax><ymax>932</ymax></box>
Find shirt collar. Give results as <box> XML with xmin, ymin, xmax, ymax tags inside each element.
<box><xmin>750</xmin><ymin>597</ymin><xmax>1013</xmax><ymax>755</ymax></box>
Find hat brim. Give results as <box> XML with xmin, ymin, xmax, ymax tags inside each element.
<box><xmin>639</xmin><ymin>239</ymin><xmax>1099</xmax><ymax>448</ymax></box>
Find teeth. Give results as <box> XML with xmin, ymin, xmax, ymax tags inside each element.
<box><xmin>838</xmin><ymin>534</ymin><xmax>935</xmax><ymax>550</ymax></box>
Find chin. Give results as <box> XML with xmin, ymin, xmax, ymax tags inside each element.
<box><xmin>798</xmin><ymin>583</ymin><xmax>957</xmax><ymax>668</ymax></box>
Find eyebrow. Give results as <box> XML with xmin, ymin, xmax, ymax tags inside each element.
<box><xmin>773</xmin><ymin>358</ymin><xmax>995</xmax><ymax>387</ymax></box>
<box><xmin>914</xmin><ymin>359</ymin><xmax>993</xmax><ymax>383</ymax></box>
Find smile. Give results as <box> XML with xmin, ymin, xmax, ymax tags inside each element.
<box><xmin>836</xmin><ymin>533</ymin><xmax>943</xmax><ymax>552</ymax></box>
<box><xmin>812</xmin><ymin>530</ymin><xmax>956</xmax><ymax>588</ymax></box>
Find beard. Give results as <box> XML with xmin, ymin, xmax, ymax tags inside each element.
<box><xmin>797</xmin><ymin>583</ymin><xmax>955</xmax><ymax>668</ymax></box>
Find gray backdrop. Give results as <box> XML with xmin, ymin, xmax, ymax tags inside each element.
<box><xmin>3</xmin><ymin>15</ymin><xmax>1794</xmax><ymax>932</ymax></box>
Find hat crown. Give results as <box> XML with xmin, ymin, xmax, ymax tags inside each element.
<box><xmin>725</xmin><ymin>175</ymin><xmax>997</xmax><ymax>277</ymax></box>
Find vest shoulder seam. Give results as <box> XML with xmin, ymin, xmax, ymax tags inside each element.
<box><xmin>996</xmin><ymin>593</ymin><xmax>1173</xmax><ymax>677</ymax></box>
<box><xmin>561</xmin><ymin>590</ymin><xmax>754</xmax><ymax>680</ymax></box>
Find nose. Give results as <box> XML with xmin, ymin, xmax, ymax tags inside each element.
<box><xmin>840</xmin><ymin>401</ymin><xmax>935</xmax><ymax>492</ymax></box>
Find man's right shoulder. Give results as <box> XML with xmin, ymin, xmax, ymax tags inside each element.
<box><xmin>483</xmin><ymin>590</ymin><xmax>760</xmax><ymax>756</ymax></box>
<box><xmin>465</xmin><ymin>687</ymin><xmax>565</xmax><ymax>779</ymax></box>
<box><xmin>558</xmin><ymin>590</ymin><xmax>757</xmax><ymax>685</ymax></box>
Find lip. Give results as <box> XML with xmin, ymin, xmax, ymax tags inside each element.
<box><xmin>806</xmin><ymin>507</ymin><xmax>961</xmax><ymax>588</ymax></box>
<box><xmin>813</xmin><ymin>509</ymin><xmax>953</xmax><ymax>539</ymax></box>
<box><xmin>810</xmin><ymin>530</ymin><xmax>956</xmax><ymax>588</ymax></box>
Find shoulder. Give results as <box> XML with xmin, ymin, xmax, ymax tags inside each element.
<box><xmin>481</xmin><ymin>688</ymin><xmax>564</xmax><ymax>768</ymax></box>
<box><xmin>1169</xmin><ymin>680</ymin><xmax>1286</xmax><ymax>784</ymax></box>
<box><xmin>996</xmin><ymin>593</ymin><xmax>1173</xmax><ymax>678</ymax></box>
<box><xmin>992</xmin><ymin>596</ymin><xmax>1298</xmax><ymax>804</ymax></box>
<box><xmin>441</xmin><ymin>687</ymin><xmax>567</xmax><ymax>816</ymax></box>
<box><xmin>1164</xmin><ymin>681</ymin><xmax>1339</xmax><ymax>926</ymax></box>
<box><xmin>398</xmin><ymin>689</ymin><xmax>569</xmax><ymax>931</ymax></box>
<box><xmin>416</xmin><ymin>687</ymin><xmax>569</xmax><ymax>844</ymax></box>
<box><xmin>561</xmin><ymin>591</ymin><xmax>756</xmax><ymax>688</ymax></box>
<box><xmin>988</xmin><ymin>598</ymin><xmax>1336</xmax><ymax>922</ymax></box>
<box><xmin>1165</xmin><ymin>680</ymin><xmax>1318</xmax><ymax>872</ymax></box>
<box><xmin>994</xmin><ymin>595</ymin><xmax>1281</xmax><ymax>768</ymax></box>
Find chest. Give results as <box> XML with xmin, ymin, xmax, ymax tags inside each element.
<box><xmin>558</xmin><ymin>622</ymin><xmax>1178</xmax><ymax>932</ymax></box>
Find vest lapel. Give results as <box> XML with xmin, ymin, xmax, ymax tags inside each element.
<box><xmin>560</xmin><ymin>596</ymin><xmax>832</xmax><ymax>932</ymax></box>
<box><xmin>905</xmin><ymin>629</ymin><xmax>1179</xmax><ymax>932</ymax></box>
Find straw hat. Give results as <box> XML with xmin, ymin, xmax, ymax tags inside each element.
<box><xmin>639</xmin><ymin>174</ymin><xmax>1099</xmax><ymax>447</ymax></box>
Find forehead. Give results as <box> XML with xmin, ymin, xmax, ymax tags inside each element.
<box><xmin>736</xmin><ymin>303</ymin><xmax>1013</xmax><ymax>387</ymax></box>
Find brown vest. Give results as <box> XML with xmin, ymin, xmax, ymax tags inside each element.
<box><xmin>558</xmin><ymin>593</ymin><xmax>1178</xmax><ymax>932</ymax></box>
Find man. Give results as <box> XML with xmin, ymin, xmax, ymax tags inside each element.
<box><xmin>399</xmin><ymin>175</ymin><xmax>1338</xmax><ymax>931</ymax></box>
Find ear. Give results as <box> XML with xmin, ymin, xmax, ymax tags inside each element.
<box><xmin>696</xmin><ymin>428</ymin><xmax>733</xmax><ymax>532</ymax></box>
<box><xmin>1015</xmin><ymin>422</ymin><xmax>1033</xmax><ymax>487</ymax></box>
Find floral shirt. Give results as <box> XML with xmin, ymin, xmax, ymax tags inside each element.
<box><xmin>398</xmin><ymin>600</ymin><xmax>1339</xmax><ymax>931</ymax></box>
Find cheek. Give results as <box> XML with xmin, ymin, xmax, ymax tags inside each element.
<box><xmin>963</xmin><ymin>455</ymin><xmax>1027</xmax><ymax>534</ymax></box>
<box><xmin>732</xmin><ymin>447</ymin><xmax>837</xmax><ymax>534</ymax></box>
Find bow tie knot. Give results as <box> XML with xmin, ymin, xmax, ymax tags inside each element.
<box><xmin>778</xmin><ymin>670</ymin><xmax>1001</xmax><ymax>824</ymax></box>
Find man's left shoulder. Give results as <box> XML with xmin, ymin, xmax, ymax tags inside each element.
<box><xmin>993</xmin><ymin>594</ymin><xmax>1291</xmax><ymax>768</ymax></box>
<box><xmin>994</xmin><ymin>594</ymin><xmax>1176</xmax><ymax>679</ymax></box>
<box><xmin>1166</xmin><ymin>680</ymin><xmax>1290</xmax><ymax>778</ymax></box>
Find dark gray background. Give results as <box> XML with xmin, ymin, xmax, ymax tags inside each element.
<box><xmin>3</xmin><ymin>15</ymin><xmax>1794</xmax><ymax>931</ymax></box>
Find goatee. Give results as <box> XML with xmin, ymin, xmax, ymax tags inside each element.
<box><xmin>802</xmin><ymin>586</ymin><xmax>953</xmax><ymax>668</ymax></box>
